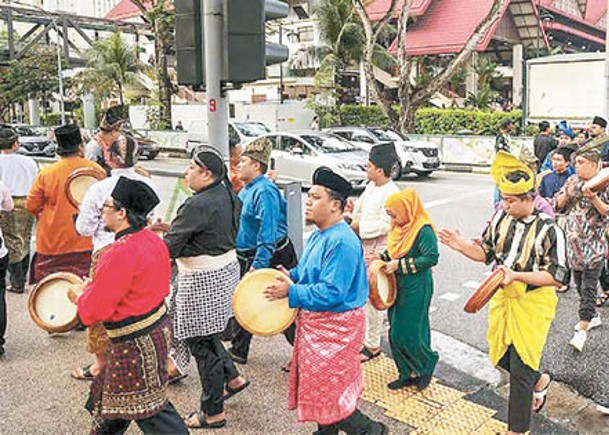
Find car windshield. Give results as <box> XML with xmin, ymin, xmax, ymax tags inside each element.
<box><xmin>235</xmin><ymin>122</ymin><xmax>271</xmax><ymax>137</ymax></box>
<box><xmin>301</xmin><ymin>134</ymin><xmax>357</xmax><ymax>153</ymax></box>
<box><xmin>15</xmin><ymin>126</ymin><xmax>42</xmax><ymax>136</ymax></box>
<box><xmin>369</xmin><ymin>128</ymin><xmax>407</xmax><ymax>142</ymax></box>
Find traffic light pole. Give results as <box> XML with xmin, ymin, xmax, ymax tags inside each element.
<box><xmin>204</xmin><ymin>0</ymin><xmax>229</xmax><ymax>160</ymax></box>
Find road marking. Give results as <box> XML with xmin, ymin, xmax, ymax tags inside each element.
<box><xmin>430</xmin><ymin>306</ymin><xmax>438</xmax><ymax>313</ymax></box>
<box><xmin>424</xmin><ymin>188</ymin><xmax>494</xmax><ymax>209</ymax></box>
<box><xmin>463</xmin><ymin>281</ymin><xmax>480</xmax><ymax>289</ymax></box>
<box><xmin>439</xmin><ymin>292</ymin><xmax>461</xmax><ymax>301</ymax></box>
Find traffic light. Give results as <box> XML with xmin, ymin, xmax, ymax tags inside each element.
<box><xmin>174</xmin><ymin>0</ymin><xmax>289</xmax><ymax>86</ymax></box>
<box><xmin>225</xmin><ymin>0</ymin><xmax>289</xmax><ymax>83</ymax></box>
<box><xmin>175</xmin><ymin>0</ymin><xmax>205</xmax><ymax>87</ymax></box>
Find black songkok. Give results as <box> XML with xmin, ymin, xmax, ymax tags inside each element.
<box><xmin>593</xmin><ymin>116</ymin><xmax>608</xmax><ymax>129</ymax></box>
<box><xmin>111</xmin><ymin>177</ymin><xmax>159</xmax><ymax>216</ymax></box>
<box><xmin>193</xmin><ymin>145</ymin><xmax>226</xmax><ymax>178</ymax></box>
<box><xmin>369</xmin><ymin>142</ymin><xmax>398</xmax><ymax>169</ymax></box>
<box><xmin>313</xmin><ymin>168</ymin><xmax>352</xmax><ymax>199</ymax></box>
<box><xmin>554</xmin><ymin>145</ymin><xmax>577</xmax><ymax>161</ymax></box>
<box><xmin>55</xmin><ymin>124</ymin><xmax>82</xmax><ymax>154</ymax></box>
<box><xmin>100</xmin><ymin>105</ymin><xmax>127</xmax><ymax>131</ymax></box>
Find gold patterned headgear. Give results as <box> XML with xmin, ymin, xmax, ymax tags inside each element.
<box><xmin>491</xmin><ymin>151</ymin><xmax>535</xmax><ymax>195</ymax></box>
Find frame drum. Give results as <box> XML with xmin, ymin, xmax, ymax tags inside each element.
<box><xmin>233</xmin><ymin>268</ymin><xmax>297</xmax><ymax>336</ymax></box>
<box><xmin>463</xmin><ymin>268</ymin><xmax>505</xmax><ymax>314</ymax></box>
<box><xmin>65</xmin><ymin>167</ymin><xmax>105</xmax><ymax>208</ymax></box>
<box><xmin>583</xmin><ymin>167</ymin><xmax>609</xmax><ymax>192</ymax></box>
<box><xmin>28</xmin><ymin>272</ymin><xmax>84</xmax><ymax>333</ymax></box>
<box><xmin>368</xmin><ymin>260</ymin><xmax>397</xmax><ymax>310</ymax></box>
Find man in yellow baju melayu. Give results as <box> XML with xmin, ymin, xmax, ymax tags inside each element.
<box><xmin>439</xmin><ymin>151</ymin><xmax>569</xmax><ymax>435</ymax></box>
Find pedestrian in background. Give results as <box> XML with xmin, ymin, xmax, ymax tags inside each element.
<box><xmin>0</xmin><ymin>126</ymin><xmax>38</xmax><ymax>294</ymax></box>
<box><xmin>534</xmin><ymin>121</ymin><xmax>557</xmax><ymax>165</ymax></box>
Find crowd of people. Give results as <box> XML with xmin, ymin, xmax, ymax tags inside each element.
<box><xmin>0</xmin><ymin>107</ymin><xmax>608</xmax><ymax>435</ymax></box>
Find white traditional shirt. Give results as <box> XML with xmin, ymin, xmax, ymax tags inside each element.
<box><xmin>0</xmin><ymin>180</ymin><xmax>14</xmax><ymax>258</ymax></box>
<box><xmin>0</xmin><ymin>153</ymin><xmax>39</xmax><ymax>196</ymax></box>
<box><xmin>352</xmin><ymin>180</ymin><xmax>400</xmax><ymax>240</ymax></box>
<box><xmin>75</xmin><ymin>167</ymin><xmax>159</xmax><ymax>252</ymax></box>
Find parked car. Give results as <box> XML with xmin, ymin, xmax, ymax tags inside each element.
<box><xmin>128</xmin><ymin>130</ymin><xmax>160</xmax><ymax>160</ymax></box>
<box><xmin>323</xmin><ymin>126</ymin><xmax>440</xmax><ymax>178</ymax></box>
<box><xmin>256</xmin><ymin>130</ymin><xmax>368</xmax><ymax>189</ymax></box>
<box><xmin>185</xmin><ymin>120</ymin><xmax>272</xmax><ymax>156</ymax></box>
<box><xmin>11</xmin><ymin>124</ymin><xmax>55</xmax><ymax>157</ymax></box>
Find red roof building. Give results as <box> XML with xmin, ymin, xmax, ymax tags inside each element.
<box><xmin>106</xmin><ymin>0</ymin><xmax>154</xmax><ymax>21</ymax></box>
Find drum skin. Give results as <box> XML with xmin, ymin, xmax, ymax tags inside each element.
<box><xmin>28</xmin><ymin>272</ymin><xmax>84</xmax><ymax>333</ymax></box>
<box><xmin>368</xmin><ymin>260</ymin><xmax>397</xmax><ymax>310</ymax></box>
<box><xmin>65</xmin><ymin>167</ymin><xmax>105</xmax><ymax>208</ymax></box>
<box><xmin>233</xmin><ymin>268</ymin><xmax>297</xmax><ymax>336</ymax></box>
<box><xmin>464</xmin><ymin>268</ymin><xmax>505</xmax><ymax>314</ymax></box>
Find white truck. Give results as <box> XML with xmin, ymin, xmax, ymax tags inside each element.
<box><xmin>526</xmin><ymin>52</ymin><xmax>606</xmax><ymax>127</ymax></box>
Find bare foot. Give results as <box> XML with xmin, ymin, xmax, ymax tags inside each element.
<box><xmin>227</xmin><ymin>376</ymin><xmax>247</xmax><ymax>390</ymax></box>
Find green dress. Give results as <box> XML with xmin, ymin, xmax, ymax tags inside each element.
<box><xmin>386</xmin><ymin>225</ymin><xmax>439</xmax><ymax>381</ymax></box>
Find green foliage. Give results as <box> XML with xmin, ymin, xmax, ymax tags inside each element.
<box><xmin>466</xmin><ymin>57</ymin><xmax>502</xmax><ymax>109</ymax></box>
<box><xmin>310</xmin><ymin>104</ymin><xmax>528</xmax><ymax>135</ymax></box>
<box><xmin>41</xmin><ymin>113</ymin><xmax>63</xmax><ymax>126</ymax></box>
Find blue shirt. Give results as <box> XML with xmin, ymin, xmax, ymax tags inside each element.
<box><xmin>288</xmin><ymin>221</ymin><xmax>368</xmax><ymax>312</ymax></box>
<box><xmin>540</xmin><ymin>153</ymin><xmax>575</xmax><ymax>175</ymax></box>
<box><xmin>539</xmin><ymin>170</ymin><xmax>572</xmax><ymax>200</ymax></box>
<box><xmin>237</xmin><ymin>174</ymin><xmax>288</xmax><ymax>269</ymax></box>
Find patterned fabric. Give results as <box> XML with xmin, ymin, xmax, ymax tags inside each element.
<box><xmin>31</xmin><ymin>250</ymin><xmax>92</xmax><ymax>284</ymax></box>
<box><xmin>85</xmin><ymin>247</ymin><xmax>110</xmax><ymax>356</ymax></box>
<box><xmin>90</xmin><ymin>316</ymin><xmax>172</xmax><ymax>426</ymax></box>
<box><xmin>0</xmin><ymin>198</ymin><xmax>33</xmax><ymax>263</ymax></box>
<box><xmin>480</xmin><ymin>210</ymin><xmax>569</xmax><ymax>285</ymax></box>
<box><xmin>169</xmin><ymin>260</ymin><xmax>240</xmax><ymax>372</ymax></box>
<box><xmin>557</xmin><ymin>175</ymin><xmax>609</xmax><ymax>270</ymax></box>
<box><xmin>288</xmin><ymin>308</ymin><xmax>365</xmax><ymax>425</ymax></box>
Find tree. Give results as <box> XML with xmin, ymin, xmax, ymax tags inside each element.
<box><xmin>0</xmin><ymin>46</ymin><xmax>62</xmax><ymax>122</ymax></box>
<box><xmin>130</xmin><ymin>0</ymin><xmax>174</xmax><ymax>130</ymax></box>
<box><xmin>466</xmin><ymin>56</ymin><xmax>502</xmax><ymax>109</ymax></box>
<box><xmin>354</xmin><ymin>0</ymin><xmax>510</xmax><ymax>132</ymax></box>
<box><xmin>86</xmin><ymin>31</ymin><xmax>146</xmax><ymax>106</ymax></box>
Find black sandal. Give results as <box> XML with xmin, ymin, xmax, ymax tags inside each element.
<box><xmin>596</xmin><ymin>292</ymin><xmax>609</xmax><ymax>307</ymax></box>
<box><xmin>184</xmin><ymin>411</ymin><xmax>227</xmax><ymax>429</ymax></box>
<box><xmin>71</xmin><ymin>364</ymin><xmax>95</xmax><ymax>381</ymax></box>
<box><xmin>223</xmin><ymin>380</ymin><xmax>250</xmax><ymax>400</ymax></box>
<box><xmin>360</xmin><ymin>347</ymin><xmax>381</xmax><ymax>363</ymax></box>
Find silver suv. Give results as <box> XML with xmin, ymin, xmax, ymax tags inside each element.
<box><xmin>323</xmin><ymin>126</ymin><xmax>440</xmax><ymax>178</ymax></box>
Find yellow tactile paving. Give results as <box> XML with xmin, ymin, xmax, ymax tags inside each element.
<box><xmin>362</xmin><ymin>355</ymin><xmax>508</xmax><ymax>434</ymax></box>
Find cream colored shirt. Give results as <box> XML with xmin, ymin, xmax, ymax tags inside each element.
<box><xmin>352</xmin><ymin>180</ymin><xmax>400</xmax><ymax>240</ymax></box>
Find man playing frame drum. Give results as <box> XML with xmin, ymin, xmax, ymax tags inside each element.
<box><xmin>439</xmin><ymin>151</ymin><xmax>568</xmax><ymax>435</ymax></box>
<box><xmin>73</xmin><ymin>177</ymin><xmax>188</xmax><ymax>434</ymax></box>
<box><xmin>348</xmin><ymin>142</ymin><xmax>399</xmax><ymax>363</ymax></box>
<box><xmin>265</xmin><ymin>168</ymin><xmax>388</xmax><ymax>434</ymax></box>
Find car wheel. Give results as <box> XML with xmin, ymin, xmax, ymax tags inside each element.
<box><xmin>390</xmin><ymin>161</ymin><xmax>402</xmax><ymax>181</ymax></box>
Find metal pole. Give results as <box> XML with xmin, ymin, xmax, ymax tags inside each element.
<box><xmin>279</xmin><ymin>24</ymin><xmax>284</xmax><ymax>104</ymax></box>
<box><xmin>203</xmin><ymin>0</ymin><xmax>229</xmax><ymax>159</ymax></box>
<box><xmin>54</xmin><ymin>21</ymin><xmax>66</xmax><ymax>125</ymax></box>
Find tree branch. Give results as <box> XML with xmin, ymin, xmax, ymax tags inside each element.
<box><xmin>412</xmin><ymin>0</ymin><xmax>509</xmax><ymax>105</ymax></box>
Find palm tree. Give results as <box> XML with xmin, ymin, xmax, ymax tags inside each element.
<box><xmin>86</xmin><ymin>31</ymin><xmax>146</xmax><ymax>106</ymax></box>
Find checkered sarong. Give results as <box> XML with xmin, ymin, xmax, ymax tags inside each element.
<box><xmin>169</xmin><ymin>259</ymin><xmax>240</xmax><ymax>372</ymax></box>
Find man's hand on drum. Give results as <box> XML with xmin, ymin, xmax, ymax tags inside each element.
<box><xmin>276</xmin><ymin>265</ymin><xmax>291</xmax><ymax>278</ymax></box>
<box><xmin>438</xmin><ymin>228</ymin><xmax>467</xmax><ymax>252</ymax></box>
<box><xmin>264</xmin><ymin>276</ymin><xmax>290</xmax><ymax>301</ymax></box>
<box><xmin>498</xmin><ymin>265</ymin><xmax>516</xmax><ymax>286</ymax></box>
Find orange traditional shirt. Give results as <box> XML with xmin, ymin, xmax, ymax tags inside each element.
<box><xmin>26</xmin><ymin>156</ymin><xmax>105</xmax><ymax>255</ymax></box>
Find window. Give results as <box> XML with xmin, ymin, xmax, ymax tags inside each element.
<box><xmin>282</xmin><ymin>136</ymin><xmax>311</xmax><ymax>155</ymax></box>
<box><xmin>352</xmin><ymin>134</ymin><xmax>375</xmax><ymax>144</ymax></box>
<box><xmin>332</xmin><ymin>131</ymin><xmax>352</xmax><ymax>140</ymax></box>
<box><xmin>266</xmin><ymin>135</ymin><xmax>280</xmax><ymax>150</ymax></box>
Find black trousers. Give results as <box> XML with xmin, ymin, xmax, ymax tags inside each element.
<box><xmin>187</xmin><ymin>333</ymin><xmax>240</xmax><ymax>417</ymax></box>
<box><xmin>230</xmin><ymin>238</ymin><xmax>298</xmax><ymax>360</ymax></box>
<box><xmin>0</xmin><ymin>253</ymin><xmax>9</xmax><ymax>348</ymax></box>
<box><xmin>574</xmin><ymin>264</ymin><xmax>603</xmax><ymax>322</ymax></box>
<box><xmin>315</xmin><ymin>409</ymin><xmax>385</xmax><ymax>434</ymax></box>
<box><xmin>599</xmin><ymin>259</ymin><xmax>609</xmax><ymax>292</ymax></box>
<box><xmin>92</xmin><ymin>401</ymin><xmax>189</xmax><ymax>435</ymax></box>
<box><xmin>8</xmin><ymin>255</ymin><xmax>29</xmax><ymax>291</ymax></box>
<box><xmin>497</xmin><ymin>345</ymin><xmax>541</xmax><ymax>434</ymax></box>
